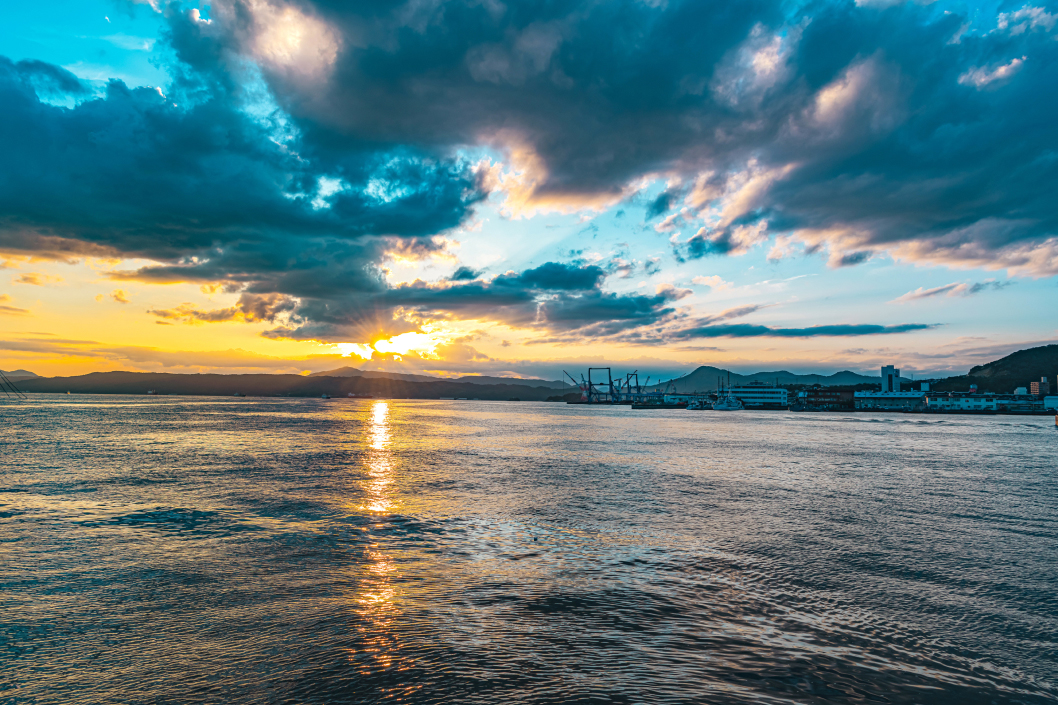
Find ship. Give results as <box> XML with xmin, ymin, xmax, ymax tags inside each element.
<box><xmin>712</xmin><ymin>394</ymin><xmax>744</xmax><ymax>411</ymax></box>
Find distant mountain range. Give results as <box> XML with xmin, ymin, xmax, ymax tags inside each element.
<box><xmin>658</xmin><ymin>366</ymin><xmax>896</xmax><ymax>393</ymax></box>
<box><xmin>10</xmin><ymin>344</ymin><xmax>1057</xmax><ymax>397</ymax></box>
<box><xmin>1</xmin><ymin>369</ymin><xmax>39</xmax><ymax>379</ymax></box>
<box><xmin>15</xmin><ymin>372</ymin><xmax>572</xmax><ymax>400</ymax></box>
<box><xmin>309</xmin><ymin>366</ymin><xmax>569</xmax><ymax>389</ymax></box>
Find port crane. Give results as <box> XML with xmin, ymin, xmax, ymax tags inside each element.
<box><xmin>0</xmin><ymin>370</ymin><xmax>27</xmax><ymax>400</ymax></box>
<box><xmin>564</xmin><ymin>367</ymin><xmax>617</xmax><ymax>403</ymax></box>
<box><xmin>562</xmin><ymin>368</ymin><xmax>669</xmax><ymax>404</ymax></box>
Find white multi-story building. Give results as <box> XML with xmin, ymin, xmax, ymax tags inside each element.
<box><xmin>926</xmin><ymin>393</ymin><xmax>998</xmax><ymax>412</ymax></box>
<box><xmin>730</xmin><ymin>385</ymin><xmax>788</xmax><ymax>408</ymax></box>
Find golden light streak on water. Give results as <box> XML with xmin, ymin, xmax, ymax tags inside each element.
<box><xmin>353</xmin><ymin>402</ymin><xmax>402</xmax><ymax>676</ymax></box>
<box><xmin>363</xmin><ymin>401</ymin><xmax>395</xmax><ymax>514</ymax></box>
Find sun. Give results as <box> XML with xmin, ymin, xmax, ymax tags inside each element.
<box><xmin>330</xmin><ymin>325</ymin><xmax>452</xmax><ymax>361</ymax></box>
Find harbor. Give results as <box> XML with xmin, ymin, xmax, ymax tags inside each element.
<box><xmin>563</xmin><ymin>364</ymin><xmax>1058</xmax><ymax>417</ymax></box>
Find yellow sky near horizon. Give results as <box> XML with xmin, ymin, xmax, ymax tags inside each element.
<box><xmin>2</xmin><ymin>250</ymin><xmax>1047</xmax><ymax>382</ymax></box>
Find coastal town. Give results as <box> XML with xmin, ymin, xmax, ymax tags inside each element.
<box><xmin>567</xmin><ymin>364</ymin><xmax>1058</xmax><ymax>415</ymax></box>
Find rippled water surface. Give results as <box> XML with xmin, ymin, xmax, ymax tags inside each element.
<box><xmin>2</xmin><ymin>395</ymin><xmax>1057</xmax><ymax>704</ymax></box>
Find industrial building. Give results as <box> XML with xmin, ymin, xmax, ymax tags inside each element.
<box><xmin>926</xmin><ymin>393</ymin><xmax>998</xmax><ymax>412</ymax></box>
<box><xmin>729</xmin><ymin>384</ymin><xmax>788</xmax><ymax>409</ymax></box>
<box><xmin>854</xmin><ymin>391</ymin><xmax>925</xmax><ymax>410</ymax></box>
<box><xmin>997</xmin><ymin>395</ymin><xmax>1048</xmax><ymax>413</ymax></box>
<box><xmin>801</xmin><ymin>388</ymin><xmax>854</xmax><ymax>410</ymax></box>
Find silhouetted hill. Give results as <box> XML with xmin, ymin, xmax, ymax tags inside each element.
<box><xmin>662</xmin><ymin>366</ymin><xmax>884</xmax><ymax>393</ymax></box>
<box><xmin>309</xmin><ymin>366</ymin><xmax>568</xmax><ymax>389</ymax></box>
<box><xmin>1</xmin><ymin>369</ymin><xmax>39</xmax><ymax>379</ymax></box>
<box><xmin>17</xmin><ymin>371</ymin><xmax>569</xmax><ymax>400</ymax></box>
<box><xmin>932</xmin><ymin>344</ymin><xmax>1058</xmax><ymax>393</ymax></box>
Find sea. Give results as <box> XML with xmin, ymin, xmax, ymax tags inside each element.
<box><xmin>2</xmin><ymin>395</ymin><xmax>1057</xmax><ymax>704</ymax></box>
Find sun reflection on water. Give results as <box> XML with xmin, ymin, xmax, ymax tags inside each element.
<box><xmin>363</xmin><ymin>401</ymin><xmax>395</xmax><ymax>514</ymax></box>
<box><xmin>351</xmin><ymin>401</ymin><xmax>404</xmax><ymax>676</ymax></box>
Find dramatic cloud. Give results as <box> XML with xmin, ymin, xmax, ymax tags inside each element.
<box><xmin>449</xmin><ymin>266</ymin><xmax>482</xmax><ymax>281</ymax></box>
<box><xmin>149</xmin><ymin>293</ymin><xmax>298</xmax><ymax>324</ymax></box>
<box><xmin>181</xmin><ymin>0</ymin><xmax>1057</xmax><ymax>274</ymax></box>
<box><xmin>379</xmin><ymin>263</ymin><xmax>686</xmax><ymax>339</ymax></box>
<box><xmin>2</xmin><ymin>0</ymin><xmax>1056</xmax><ymax>353</ymax></box>
<box><xmin>0</xmin><ymin>51</ymin><xmax>485</xmax><ymax>270</ymax></box>
<box><xmin>499</xmin><ymin>262</ymin><xmax>606</xmax><ymax>291</ymax></box>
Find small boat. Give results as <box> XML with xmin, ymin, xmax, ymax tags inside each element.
<box><xmin>321</xmin><ymin>393</ymin><xmax>330</xmax><ymax>399</ymax></box>
<box><xmin>686</xmin><ymin>399</ymin><xmax>711</xmax><ymax>410</ymax></box>
<box><xmin>233</xmin><ymin>392</ymin><xmax>245</xmax><ymax>397</ymax></box>
<box><xmin>712</xmin><ymin>394</ymin><xmax>744</xmax><ymax>411</ymax></box>
<box><xmin>147</xmin><ymin>390</ymin><xmax>157</xmax><ymax>395</ymax></box>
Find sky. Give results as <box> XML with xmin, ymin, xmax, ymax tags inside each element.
<box><xmin>1</xmin><ymin>0</ymin><xmax>1056</xmax><ymax>382</ymax></box>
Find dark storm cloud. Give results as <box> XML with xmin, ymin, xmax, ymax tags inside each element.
<box><xmin>0</xmin><ymin>53</ymin><xmax>484</xmax><ymax>262</ymax></box>
<box><xmin>449</xmin><ymin>266</ymin><xmax>482</xmax><ymax>281</ymax></box>
<box><xmin>187</xmin><ymin>0</ymin><xmax>1058</xmax><ymax>272</ymax></box>
<box><xmin>753</xmin><ymin>8</ymin><xmax>1058</xmax><ymax>272</ymax></box>
<box><xmin>12</xmin><ymin>59</ymin><xmax>90</xmax><ymax>98</ymax></box>
<box><xmin>209</xmin><ymin>0</ymin><xmax>780</xmax><ymax>196</ymax></box>
<box><xmin>0</xmin><ymin>47</ymin><xmax>493</xmax><ymax>340</ymax></box>
<box><xmin>830</xmin><ymin>251</ymin><xmax>872</xmax><ymax>268</ymax></box>
<box><xmin>529</xmin><ymin>300</ymin><xmax>934</xmax><ymax>344</ymax></box>
<box><xmin>495</xmin><ymin>262</ymin><xmax>606</xmax><ymax>291</ymax></box>
<box><xmin>382</xmin><ymin>263</ymin><xmax>678</xmax><ymax>334</ymax></box>
<box><xmin>149</xmin><ymin>258</ymin><xmax>684</xmax><ymax>341</ymax></box>
<box><xmin>536</xmin><ymin>288</ymin><xmax>684</xmax><ymax>334</ymax></box>
<box><xmin>646</xmin><ymin>187</ymin><xmax>682</xmax><ymax>219</ymax></box>
<box><xmin>1</xmin><ymin>0</ymin><xmax>1050</xmax><ymax>347</ymax></box>
<box><xmin>107</xmin><ymin>235</ymin><xmax>396</xmax><ymax>299</ymax></box>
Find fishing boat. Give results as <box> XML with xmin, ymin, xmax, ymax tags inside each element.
<box><xmin>686</xmin><ymin>399</ymin><xmax>711</xmax><ymax>410</ymax></box>
<box><xmin>712</xmin><ymin>394</ymin><xmax>744</xmax><ymax>411</ymax></box>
